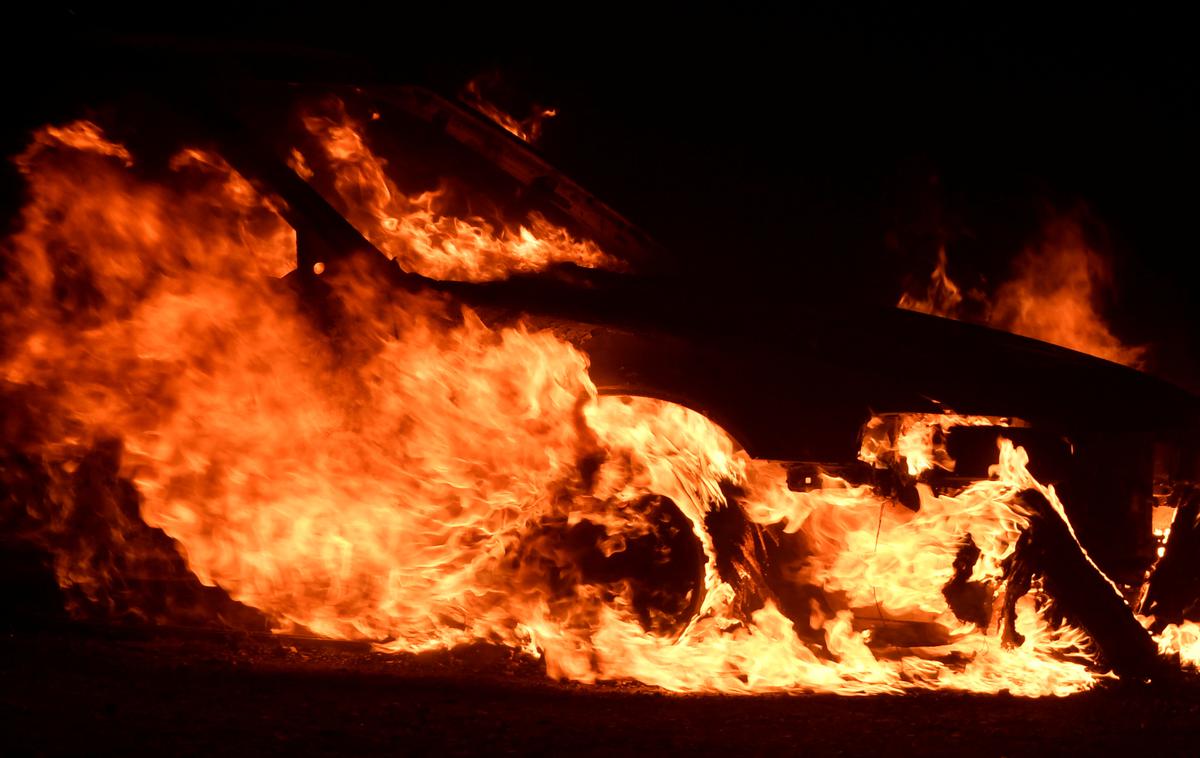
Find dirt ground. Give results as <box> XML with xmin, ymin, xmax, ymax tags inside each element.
<box><xmin>3</xmin><ymin>623</ymin><xmax>1200</xmax><ymax>756</ymax></box>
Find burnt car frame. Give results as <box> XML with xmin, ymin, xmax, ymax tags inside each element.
<box><xmin>203</xmin><ymin>79</ymin><xmax>1196</xmax><ymax>582</ymax></box>
<box><xmin>3</xmin><ymin>71</ymin><xmax>1198</xmax><ymax>648</ymax></box>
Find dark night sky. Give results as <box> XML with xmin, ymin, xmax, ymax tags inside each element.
<box><xmin>5</xmin><ymin>7</ymin><xmax>1199</xmax><ymax>389</ymax></box>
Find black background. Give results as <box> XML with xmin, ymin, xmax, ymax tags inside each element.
<box><xmin>4</xmin><ymin>6</ymin><xmax>1198</xmax><ymax>390</ymax></box>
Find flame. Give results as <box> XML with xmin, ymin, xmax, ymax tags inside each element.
<box><xmin>991</xmin><ymin>222</ymin><xmax>1146</xmax><ymax>367</ymax></box>
<box><xmin>1154</xmin><ymin>620</ymin><xmax>1200</xmax><ymax>668</ymax></box>
<box><xmin>289</xmin><ymin>100</ymin><xmax>617</xmax><ymax>281</ymax></box>
<box><xmin>858</xmin><ymin>413</ymin><xmax>1012</xmax><ymax>477</ymax></box>
<box><xmin>0</xmin><ymin>117</ymin><xmax>1143</xmax><ymax>697</ymax></box>
<box><xmin>462</xmin><ymin>78</ymin><xmax>557</xmax><ymax>144</ymax></box>
<box><xmin>897</xmin><ymin>247</ymin><xmax>966</xmax><ymax>318</ymax></box>
<box><xmin>898</xmin><ymin>223</ymin><xmax>1146</xmax><ymax>367</ymax></box>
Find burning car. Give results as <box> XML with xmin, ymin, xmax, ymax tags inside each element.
<box><xmin>2</xmin><ymin>73</ymin><xmax>1198</xmax><ymax>697</ymax></box>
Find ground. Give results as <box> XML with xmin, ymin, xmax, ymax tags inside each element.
<box><xmin>3</xmin><ymin>623</ymin><xmax>1200</xmax><ymax>756</ymax></box>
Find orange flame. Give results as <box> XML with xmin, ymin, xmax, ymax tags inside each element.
<box><xmin>991</xmin><ymin>221</ymin><xmax>1146</xmax><ymax>367</ymax></box>
<box><xmin>899</xmin><ymin>224</ymin><xmax>1146</xmax><ymax>367</ymax></box>
<box><xmin>1</xmin><ymin>117</ymin><xmax>1143</xmax><ymax>696</ymax></box>
<box><xmin>897</xmin><ymin>247</ymin><xmax>965</xmax><ymax>318</ymax></box>
<box><xmin>289</xmin><ymin>100</ymin><xmax>617</xmax><ymax>281</ymax></box>
<box><xmin>462</xmin><ymin>78</ymin><xmax>557</xmax><ymax>144</ymax></box>
<box><xmin>859</xmin><ymin>413</ymin><xmax>1014</xmax><ymax>477</ymax></box>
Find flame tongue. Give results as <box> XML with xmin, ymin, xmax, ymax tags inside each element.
<box><xmin>0</xmin><ymin>117</ymin><xmax>1121</xmax><ymax>696</ymax></box>
<box><xmin>899</xmin><ymin>227</ymin><xmax>1147</xmax><ymax>367</ymax></box>
<box><xmin>291</xmin><ymin>99</ymin><xmax>618</xmax><ymax>282</ymax></box>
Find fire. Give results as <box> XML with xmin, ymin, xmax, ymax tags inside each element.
<box><xmin>289</xmin><ymin>100</ymin><xmax>615</xmax><ymax>282</ymax></box>
<box><xmin>0</xmin><ymin>114</ymin><xmax>1167</xmax><ymax>697</ymax></box>
<box><xmin>461</xmin><ymin>78</ymin><xmax>557</xmax><ymax>144</ymax></box>
<box><xmin>897</xmin><ymin>247</ymin><xmax>967</xmax><ymax>318</ymax></box>
<box><xmin>899</xmin><ymin>223</ymin><xmax>1146</xmax><ymax>367</ymax></box>
<box><xmin>991</xmin><ymin>221</ymin><xmax>1146</xmax><ymax>367</ymax></box>
<box><xmin>1155</xmin><ymin>620</ymin><xmax>1200</xmax><ymax>668</ymax></box>
<box><xmin>859</xmin><ymin>413</ymin><xmax>1013</xmax><ymax>477</ymax></box>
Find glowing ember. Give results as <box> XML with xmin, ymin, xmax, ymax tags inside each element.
<box><xmin>1</xmin><ymin>115</ymin><xmax>1174</xmax><ymax>697</ymax></box>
